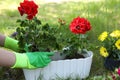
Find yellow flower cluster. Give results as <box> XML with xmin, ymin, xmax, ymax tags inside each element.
<box><xmin>115</xmin><ymin>39</ymin><xmax>120</xmax><ymax>50</ymax></box>
<box><xmin>98</xmin><ymin>30</ymin><xmax>120</xmax><ymax>58</ymax></box>
<box><xmin>110</xmin><ymin>30</ymin><xmax>120</xmax><ymax>38</ymax></box>
<box><xmin>98</xmin><ymin>31</ymin><xmax>108</xmax><ymax>42</ymax></box>
<box><xmin>100</xmin><ymin>47</ymin><xmax>108</xmax><ymax>57</ymax></box>
<box><xmin>111</xmin><ymin>30</ymin><xmax>120</xmax><ymax>50</ymax></box>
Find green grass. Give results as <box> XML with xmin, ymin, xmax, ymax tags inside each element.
<box><xmin>0</xmin><ymin>0</ymin><xmax>120</xmax><ymax>80</ymax></box>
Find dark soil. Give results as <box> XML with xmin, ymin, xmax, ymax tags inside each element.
<box><xmin>65</xmin><ymin>53</ymin><xmax>85</xmax><ymax>59</ymax></box>
<box><xmin>0</xmin><ymin>68</ymin><xmax>24</xmax><ymax>80</ymax></box>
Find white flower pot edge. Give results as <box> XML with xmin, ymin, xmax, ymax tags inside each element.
<box><xmin>23</xmin><ymin>50</ymin><xmax>93</xmax><ymax>80</ymax></box>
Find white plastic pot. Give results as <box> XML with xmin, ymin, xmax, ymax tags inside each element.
<box><xmin>23</xmin><ymin>51</ymin><xmax>93</xmax><ymax>80</ymax></box>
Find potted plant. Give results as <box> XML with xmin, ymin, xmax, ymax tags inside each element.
<box><xmin>23</xmin><ymin>17</ymin><xmax>93</xmax><ymax>80</ymax></box>
<box><xmin>15</xmin><ymin>0</ymin><xmax>93</xmax><ymax>80</ymax></box>
<box><xmin>98</xmin><ymin>30</ymin><xmax>120</xmax><ymax>71</ymax></box>
<box><xmin>16</xmin><ymin>0</ymin><xmax>60</xmax><ymax>53</ymax></box>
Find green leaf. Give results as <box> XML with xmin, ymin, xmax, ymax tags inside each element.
<box><xmin>16</xmin><ymin>19</ymin><xmax>22</xmax><ymax>23</ymax></box>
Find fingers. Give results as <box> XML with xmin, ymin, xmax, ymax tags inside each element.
<box><xmin>26</xmin><ymin>52</ymin><xmax>53</xmax><ymax>68</ymax></box>
<box><xmin>39</xmin><ymin>56</ymin><xmax>51</xmax><ymax>67</ymax></box>
<box><xmin>42</xmin><ymin>55</ymin><xmax>51</xmax><ymax>64</ymax></box>
<box><xmin>45</xmin><ymin>52</ymin><xmax>54</xmax><ymax>56</ymax></box>
<box><xmin>45</xmin><ymin>57</ymin><xmax>51</xmax><ymax>63</ymax></box>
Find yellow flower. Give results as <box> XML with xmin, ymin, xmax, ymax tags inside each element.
<box><xmin>98</xmin><ymin>31</ymin><xmax>108</xmax><ymax>41</ymax></box>
<box><xmin>100</xmin><ymin>47</ymin><xmax>109</xmax><ymax>57</ymax></box>
<box><xmin>115</xmin><ymin>39</ymin><xmax>120</xmax><ymax>50</ymax></box>
<box><xmin>110</xmin><ymin>30</ymin><xmax>120</xmax><ymax>38</ymax></box>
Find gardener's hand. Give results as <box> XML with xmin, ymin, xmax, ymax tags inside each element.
<box><xmin>4</xmin><ymin>36</ymin><xmax>30</xmax><ymax>52</ymax></box>
<box><xmin>12</xmin><ymin>52</ymin><xmax>54</xmax><ymax>69</ymax></box>
<box><xmin>4</xmin><ymin>36</ymin><xmax>19</xmax><ymax>52</ymax></box>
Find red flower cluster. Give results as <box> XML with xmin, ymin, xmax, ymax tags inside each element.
<box><xmin>18</xmin><ymin>0</ymin><xmax>38</xmax><ymax>20</ymax></box>
<box><xmin>70</xmin><ymin>16</ymin><xmax>91</xmax><ymax>34</ymax></box>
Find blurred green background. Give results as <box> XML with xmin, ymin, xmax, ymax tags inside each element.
<box><xmin>0</xmin><ymin>0</ymin><xmax>120</xmax><ymax>80</ymax></box>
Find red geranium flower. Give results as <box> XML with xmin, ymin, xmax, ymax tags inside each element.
<box><xmin>70</xmin><ymin>16</ymin><xmax>91</xmax><ymax>34</ymax></box>
<box><xmin>18</xmin><ymin>0</ymin><xmax>38</xmax><ymax>20</ymax></box>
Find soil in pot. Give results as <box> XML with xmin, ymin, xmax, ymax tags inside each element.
<box><xmin>65</xmin><ymin>53</ymin><xmax>85</xmax><ymax>59</ymax></box>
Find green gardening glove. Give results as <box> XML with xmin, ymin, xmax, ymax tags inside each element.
<box><xmin>4</xmin><ymin>36</ymin><xmax>19</xmax><ymax>52</ymax></box>
<box><xmin>11</xmin><ymin>52</ymin><xmax>54</xmax><ymax>69</ymax></box>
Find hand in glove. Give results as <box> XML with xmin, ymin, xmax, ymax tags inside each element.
<box><xmin>12</xmin><ymin>52</ymin><xmax>54</xmax><ymax>69</ymax></box>
<box><xmin>4</xmin><ymin>36</ymin><xmax>19</xmax><ymax>52</ymax></box>
<box><xmin>4</xmin><ymin>36</ymin><xmax>54</xmax><ymax>69</ymax></box>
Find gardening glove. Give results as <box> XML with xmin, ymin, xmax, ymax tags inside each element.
<box><xmin>4</xmin><ymin>36</ymin><xmax>19</xmax><ymax>52</ymax></box>
<box><xmin>11</xmin><ymin>52</ymin><xmax>54</xmax><ymax>69</ymax></box>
